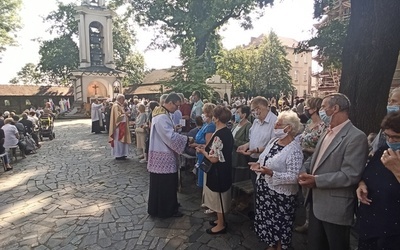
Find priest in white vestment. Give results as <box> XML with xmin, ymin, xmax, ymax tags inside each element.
<box><xmin>91</xmin><ymin>99</ymin><xmax>104</xmax><ymax>134</ymax></box>
<box><xmin>147</xmin><ymin>93</ymin><xmax>194</xmax><ymax>218</ymax></box>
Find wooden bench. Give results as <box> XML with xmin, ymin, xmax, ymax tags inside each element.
<box><xmin>232</xmin><ymin>179</ymin><xmax>254</xmax><ymax>195</ymax></box>
<box><xmin>231</xmin><ymin>179</ymin><xmax>254</xmax><ymax>213</ymax></box>
<box><xmin>178</xmin><ymin>153</ymin><xmax>197</xmax><ymax>192</ymax></box>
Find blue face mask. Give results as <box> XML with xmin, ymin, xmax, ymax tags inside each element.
<box><xmin>387</xmin><ymin>105</ymin><xmax>400</xmax><ymax>114</ymax></box>
<box><xmin>234</xmin><ymin>113</ymin><xmax>241</xmax><ymax>123</ymax></box>
<box><xmin>318</xmin><ymin>110</ymin><xmax>331</xmax><ymax>124</ymax></box>
<box><xmin>387</xmin><ymin>141</ymin><xmax>400</xmax><ymax>151</ymax></box>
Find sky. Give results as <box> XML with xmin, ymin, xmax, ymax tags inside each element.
<box><xmin>0</xmin><ymin>0</ymin><xmax>316</xmax><ymax>84</ymax></box>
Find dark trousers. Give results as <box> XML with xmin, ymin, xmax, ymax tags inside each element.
<box><xmin>31</xmin><ymin>133</ymin><xmax>39</xmax><ymax>146</ymax></box>
<box><xmin>148</xmin><ymin>172</ymin><xmax>179</xmax><ymax>218</ymax></box>
<box><xmin>308</xmin><ymin>203</ymin><xmax>350</xmax><ymax>250</ymax></box>
<box><xmin>249</xmin><ymin>157</ymin><xmax>258</xmax><ymax>216</ymax></box>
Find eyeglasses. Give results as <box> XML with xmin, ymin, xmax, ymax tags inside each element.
<box><xmin>251</xmin><ymin>106</ymin><xmax>259</xmax><ymax>112</ymax></box>
<box><xmin>275</xmin><ymin>122</ymin><xmax>289</xmax><ymax>128</ymax></box>
<box><xmin>383</xmin><ymin>132</ymin><xmax>400</xmax><ymax>141</ymax></box>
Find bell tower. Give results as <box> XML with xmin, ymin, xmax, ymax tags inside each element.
<box><xmin>67</xmin><ymin>0</ymin><xmax>125</xmax><ymax>111</ymax></box>
<box><xmin>75</xmin><ymin>0</ymin><xmax>115</xmax><ymax>69</ymax></box>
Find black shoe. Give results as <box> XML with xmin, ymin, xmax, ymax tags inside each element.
<box><xmin>115</xmin><ymin>156</ymin><xmax>127</xmax><ymax>160</ymax></box>
<box><xmin>171</xmin><ymin>211</ymin><xmax>183</xmax><ymax>217</ymax></box>
<box><xmin>209</xmin><ymin>221</ymin><xmax>228</xmax><ymax>227</ymax></box>
<box><xmin>206</xmin><ymin>227</ymin><xmax>227</xmax><ymax>235</ymax></box>
<box><xmin>5</xmin><ymin>167</ymin><xmax>13</xmax><ymax>171</ymax></box>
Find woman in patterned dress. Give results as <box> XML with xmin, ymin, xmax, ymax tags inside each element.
<box><xmin>295</xmin><ymin>97</ymin><xmax>327</xmax><ymax>233</ymax></box>
<box><xmin>249</xmin><ymin>111</ymin><xmax>303</xmax><ymax>250</ymax></box>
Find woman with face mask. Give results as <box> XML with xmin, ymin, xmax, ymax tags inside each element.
<box><xmin>294</xmin><ymin>97</ymin><xmax>327</xmax><ymax>233</ymax></box>
<box><xmin>370</xmin><ymin>87</ymin><xmax>400</xmax><ymax>156</ymax></box>
<box><xmin>189</xmin><ymin>103</ymin><xmax>216</xmax><ymax>190</ymax></box>
<box><xmin>356</xmin><ymin>111</ymin><xmax>400</xmax><ymax>250</ymax></box>
<box><xmin>249</xmin><ymin>111</ymin><xmax>303</xmax><ymax>250</ymax></box>
<box><xmin>231</xmin><ymin>105</ymin><xmax>252</xmax><ymax>184</ymax></box>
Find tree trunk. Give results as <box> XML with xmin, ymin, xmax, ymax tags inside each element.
<box><xmin>339</xmin><ymin>0</ymin><xmax>400</xmax><ymax>134</ymax></box>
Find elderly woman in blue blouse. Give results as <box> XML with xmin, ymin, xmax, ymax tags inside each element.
<box><xmin>189</xmin><ymin>103</ymin><xmax>216</xmax><ymax>188</ymax></box>
<box><xmin>249</xmin><ymin>111</ymin><xmax>303</xmax><ymax>250</ymax></box>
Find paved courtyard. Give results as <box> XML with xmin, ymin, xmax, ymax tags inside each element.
<box><xmin>0</xmin><ymin>119</ymin><xmax>313</xmax><ymax>250</ymax></box>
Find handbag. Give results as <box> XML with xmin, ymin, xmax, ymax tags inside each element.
<box><xmin>199</xmin><ymin>157</ymin><xmax>212</xmax><ymax>173</ymax></box>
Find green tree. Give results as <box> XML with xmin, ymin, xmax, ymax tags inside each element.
<box><xmin>123</xmin><ymin>0</ymin><xmax>275</xmax><ymax>91</ymax></box>
<box><xmin>296</xmin><ymin>19</ymin><xmax>348</xmax><ymax>69</ymax></box>
<box><xmin>14</xmin><ymin>63</ymin><xmax>42</xmax><ymax>84</ymax></box>
<box><xmin>216</xmin><ymin>47</ymin><xmax>253</xmax><ymax>96</ymax></box>
<box><xmin>0</xmin><ymin>0</ymin><xmax>22</xmax><ymax>54</ymax></box>
<box><xmin>217</xmin><ymin>31</ymin><xmax>292</xmax><ymax>98</ymax></box>
<box><xmin>254</xmin><ymin>32</ymin><xmax>293</xmax><ymax>98</ymax></box>
<box><xmin>38</xmin><ymin>35</ymin><xmax>79</xmax><ymax>85</ymax></box>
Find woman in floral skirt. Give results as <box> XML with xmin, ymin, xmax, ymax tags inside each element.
<box><xmin>249</xmin><ymin>111</ymin><xmax>303</xmax><ymax>250</ymax></box>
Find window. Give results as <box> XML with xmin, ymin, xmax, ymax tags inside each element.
<box><xmin>26</xmin><ymin>99</ymin><xmax>31</xmax><ymax>106</ymax></box>
<box><xmin>294</xmin><ymin>70</ymin><xmax>298</xmax><ymax>81</ymax></box>
<box><xmin>294</xmin><ymin>54</ymin><xmax>298</xmax><ymax>63</ymax></box>
<box><xmin>4</xmin><ymin>100</ymin><xmax>10</xmax><ymax>106</ymax></box>
<box><xmin>303</xmin><ymin>71</ymin><xmax>307</xmax><ymax>82</ymax></box>
<box><xmin>304</xmin><ymin>55</ymin><xmax>308</xmax><ymax>64</ymax></box>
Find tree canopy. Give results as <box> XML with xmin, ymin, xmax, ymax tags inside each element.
<box><xmin>120</xmin><ymin>0</ymin><xmax>276</xmax><ymax>92</ymax></box>
<box><xmin>38</xmin><ymin>35</ymin><xmax>79</xmax><ymax>84</ymax></box>
<box><xmin>0</xmin><ymin>0</ymin><xmax>22</xmax><ymax>55</ymax></box>
<box><xmin>217</xmin><ymin>31</ymin><xmax>292</xmax><ymax>98</ymax></box>
<box><xmin>10</xmin><ymin>63</ymin><xmax>41</xmax><ymax>85</ymax></box>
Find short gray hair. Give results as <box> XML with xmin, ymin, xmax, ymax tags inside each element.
<box><xmin>159</xmin><ymin>94</ymin><xmax>168</xmax><ymax>105</ymax></box>
<box><xmin>390</xmin><ymin>87</ymin><xmax>400</xmax><ymax>98</ymax></box>
<box><xmin>177</xmin><ymin>93</ymin><xmax>184</xmax><ymax>102</ymax></box>
<box><xmin>277</xmin><ymin>111</ymin><xmax>301</xmax><ymax>135</ymax></box>
<box><xmin>116</xmin><ymin>94</ymin><xmax>125</xmax><ymax>102</ymax></box>
<box><xmin>324</xmin><ymin>93</ymin><xmax>351</xmax><ymax>112</ymax></box>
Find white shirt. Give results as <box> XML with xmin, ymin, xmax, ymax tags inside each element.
<box><xmin>249</xmin><ymin>111</ymin><xmax>277</xmax><ymax>158</ymax></box>
<box><xmin>91</xmin><ymin>103</ymin><xmax>103</xmax><ymax>121</ymax></box>
<box><xmin>2</xmin><ymin>124</ymin><xmax>19</xmax><ymax>148</ymax></box>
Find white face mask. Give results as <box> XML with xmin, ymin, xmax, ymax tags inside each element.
<box><xmin>274</xmin><ymin>126</ymin><xmax>288</xmax><ymax>139</ymax></box>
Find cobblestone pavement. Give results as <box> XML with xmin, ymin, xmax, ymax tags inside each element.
<box><xmin>0</xmin><ymin>119</ymin><xmax>316</xmax><ymax>250</ymax></box>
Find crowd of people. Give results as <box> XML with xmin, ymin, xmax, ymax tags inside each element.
<box><xmin>89</xmin><ymin>88</ymin><xmax>400</xmax><ymax>249</ymax></box>
<box><xmin>0</xmin><ymin>102</ymin><xmax>56</xmax><ymax>171</ymax></box>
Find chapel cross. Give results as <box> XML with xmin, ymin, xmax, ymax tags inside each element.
<box><xmin>92</xmin><ymin>84</ymin><xmax>99</xmax><ymax>95</ymax></box>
